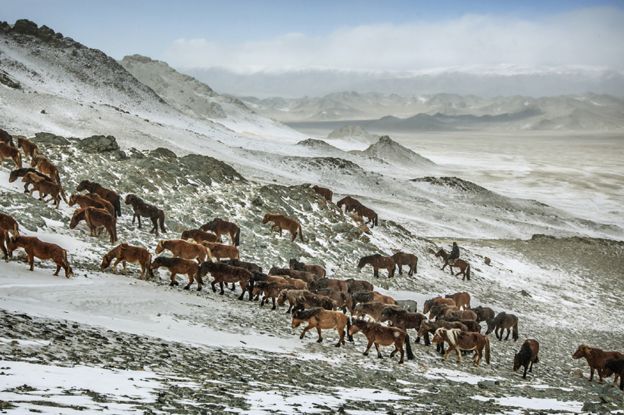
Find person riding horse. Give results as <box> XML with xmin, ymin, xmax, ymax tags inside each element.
<box><xmin>448</xmin><ymin>242</ymin><xmax>460</xmax><ymax>265</ymax></box>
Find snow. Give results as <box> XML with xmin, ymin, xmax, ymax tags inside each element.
<box><xmin>473</xmin><ymin>395</ymin><xmax>584</xmax><ymax>413</ymax></box>
<box><xmin>424</xmin><ymin>368</ymin><xmax>502</xmax><ymax>385</ymax></box>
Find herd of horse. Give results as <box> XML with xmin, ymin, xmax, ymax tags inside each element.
<box><xmin>1</xmin><ymin>129</ymin><xmax>623</xmax><ymax>390</ymax></box>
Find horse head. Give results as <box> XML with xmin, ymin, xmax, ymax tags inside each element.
<box><xmin>155</xmin><ymin>241</ymin><xmax>165</xmax><ymax>254</ymax></box>
<box><xmin>573</xmin><ymin>344</ymin><xmax>590</xmax><ymax>359</ymax></box>
<box><xmin>485</xmin><ymin>318</ymin><xmax>496</xmax><ymax>334</ymax></box>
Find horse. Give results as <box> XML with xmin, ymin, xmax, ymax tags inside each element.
<box><xmin>277</xmin><ymin>289</ymin><xmax>336</xmax><ymax>313</ymax></box>
<box><xmin>16</xmin><ymin>136</ymin><xmax>39</xmax><ymax>160</ymax></box>
<box><xmin>124</xmin><ymin>194</ymin><xmax>166</xmax><ymax>236</ymax></box>
<box><xmin>312</xmin><ymin>185</ymin><xmax>332</xmax><ymax>202</ymax></box>
<box><xmin>310</xmin><ymin>278</ymin><xmax>349</xmax><ymax>294</ymax></box>
<box><xmin>69</xmin><ymin>193</ymin><xmax>115</xmax><ymax>218</ymax></box>
<box><xmin>605</xmin><ymin>359</ymin><xmax>624</xmax><ymax>390</ymax></box>
<box><xmin>473</xmin><ymin>306</ymin><xmax>496</xmax><ymax>323</ymax></box>
<box><xmin>221</xmin><ymin>259</ymin><xmax>262</xmax><ymax>274</ymax></box>
<box><xmin>336</xmin><ymin>196</ymin><xmax>362</xmax><ymax>213</ymax></box>
<box><xmin>572</xmin><ymin>345</ymin><xmax>624</xmax><ymax>383</ymax></box>
<box><xmin>432</xmin><ymin>328</ymin><xmax>490</xmax><ymax>366</ymax></box>
<box><xmin>6</xmin><ymin>236</ymin><xmax>73</xmax><ymax>277</ymax></box>
<box><xmin>352</xmin><ymin>302</ymin><xmax>401</xmax><ymax>321</ymax></box>
<box><xmin>269</xmin><ymin>267</ymin><xmax>319</xmax><ymax>284</ymax></box>
<box><xmin>76</xmin><ymin>180</ymin><xmax>121</xmax><ymax>217</ymax></box>
<box><xmin>514</xmin><ymin>339</ymin><xmax>540</xmax><ymax>379</ymax></box>
<box><xmin>392</xmin><ymin>252</ymin><xmax>418</xmax><ymax>276</ymax></box>
<box><xmin>181</xmin><ymin>229</ymin><xmax>218</xmax><ymax>244</ymax></box>
<box><xmin>428</xmin><ymin>304</ymin><xmax>458</xmax><ymax>321</ymax></box>
<box><xmin>22</xmin><ymin>172</ymin><xmax>67</xmax><ymax>208</ymax></box>
<box><xmin>345</xmin><ymin>278</ymin><xmax>374</xmax><ymax>294</ymax></box>
<box><xmin>200</xmin><ymin>218</ymin><xmax>240</xmax><ymax>246</ymax></box>
<box><xmin>155</xmin><ymin>239</ymin><xmax>211</xmax><ymax>263</ymax></box>
<box><xmin>150</xmin><ymin>257</ymin><xmax>201</xmax><ymax>290</ymax></box>
<box><xmin>254</xmin><ymin>276</ymin><xmax>308</xmax><ymax>308</ymax></box>
<box><xmin>443</xmin><ymin>309</ymin><xmax>478</xmax><ymax>322</ymax></box>
<box><xmin>197</xmin><ymin>261</ymin><xmax>252</xmax><ymax>299</ymax></box>
<box><xmin>0</xmin><ymin>212</ymin><xmax>20</xmax><ymax>237</ymax></box>
<box><xmin>445</xmin><ymin>292</ymin><xmax>471</xmax><ymax>309</ymax></box>
<box><xmin>349</xmin><ymin>319</ymin><xmax>414</xmax><ymax>364</ymax></box>
<box><xmin>353</xmin><ymin>204</ymin><xmax>378</xmax><ymax>227</ymax></box>
<box><xmin>379</xmin><ymin>307</ymin><xmax>426</xmax><ymax>340</ymax></box>
<box><xmin>418</xmin><ymin>320</ymin><xmax>469</xmax><ymax>352</ymax></box>
<box><xmin>31</xmin><ymin>155</ymin><xmax>61</xmax><ymax>184</ymax></box>
<box><xmin>101</xmin><ymin>243</ymin><xmax>152</xmax><ymax>279</ymax></box>
<box><xmin>486</xmin><ymin>312</ymin><xmax>519</xmax><ymax>341</ymax></box>
<box><xmin>291</xmin><ymin>307</ymin><xmax>350</xmax><ymax>347</ymax></box>
<box><xmin>0</xmin><ymin>128</ymin><xmax>14</xmax><ymax>146</ymax></box>
<box><xmin>313</xmin><ymin>288</ymin><xmax>352</xmax><ymax>312</ymax></box>
<box><xmin>423</xmin><ymin>297</ymin><xmax>456</xmax><ymax>315</ymax></box>
<box><xmin>435</xmin><ymin>248</ymin><xmax>471</xmax><ymax>280</ymax></box>
<box><xmin>0</xmin><ymin>142</ymin><xmax>22</xmax><ymax>169</ymax></box>
<box><xmin>351</xmin><ymin>291</ymin><xmax>397</xmax><ymax>308</ymax></box>
<box><xmin>9</xmin><ymin>168</ymin><xmax>51</xmax><ymax>193</ymax></box>
<box><xmin>289</xmin><ymin>259</ymin><xmax>326</xmax><ymax>278</ymax></box>
<box><xmin>72</xmin><ymin>207</ymin><xmax>116</xmax><ymax>243</ymax></box>
<box><xmin>357</xmin><ymin>254</ymin><xmax>395</xmax><ymax>278</ymax></box>
<box><xmin>262</xmin><ymin>213</ymin><xmax>303</xmax><ymax>242</ymax></box>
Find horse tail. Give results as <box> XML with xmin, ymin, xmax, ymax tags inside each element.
<box><xmin>16</xmin><ymin>151</ymin><xmax>22</xmax><ymax>168</ymax></box>
<box><xmin>115</xmin><ymin>196</ymin><xmax>122</xmax><ymax>217</ymax></box>
<box><xmin>374</xmin><ymin>213</ymin><xmax>378</xmax><ymax>227</ymax></box>
<box><xmin>60</xmin><ymin>186</ymin><xmax>68</xmax><ymax>204</ymax></box>
<box><xmin>158</xmin><ymin>210</ymin><xmax>167</xmax><ymax>233</ymax></box>
<box><xmin>346</xmin><ymin>316</ymin><xmax>353</xmax><ymax>342</ymax></box>
<box><xmin>405</xmin><ymin>334</ymin><xmax>415</xmax><ymax>360</ymax></box>
<box><xmin>234</xmin><ymin>227</ymin><xmax>240</xmax><ymax>246</ymax></box>
<box><xmin>298</xmin><ymin>225</ymin><xmax>304</xmax><ymax>242</ymax></box>
<box><xmin>466</xmin><ymin>264</ymin><xmax>471</xmax><ymax>280</ymax></box>
<box><xmin>12</xmin><ymin>222</ymin><xmax>19</xmax><ymax>237</ymax></box>
<box><xmin>512</xmin><ymin>320</ymin><xmax>519</xmax><ymax>341</ymax></box>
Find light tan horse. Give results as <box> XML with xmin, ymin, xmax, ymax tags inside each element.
<box><xmin>262</xmin><ymin>213</ymin><xmax>303</xmax><ymax>242</ymax></box>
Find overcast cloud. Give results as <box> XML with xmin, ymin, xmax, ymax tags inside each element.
<box><xmin>164</xmin><ymin>7</ymin><xmax>624</xmax><ymax>73</ymax></box>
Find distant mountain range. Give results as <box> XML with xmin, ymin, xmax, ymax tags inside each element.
<box><xmin>243</xmin><ymin>92</ymin><xmax>624</xmax><ymax>131</ymax></box>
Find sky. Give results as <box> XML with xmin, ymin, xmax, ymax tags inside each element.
<box><xmin>2</xmin><ymin>0</ymin><xmax>624</xmax><ymax>73</ymax></box>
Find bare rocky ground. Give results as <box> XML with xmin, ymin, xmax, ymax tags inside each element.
<box><xmin>1</xmin><ymin>134</ymin><xmax>623</xmax><ymax>413</ymax></box>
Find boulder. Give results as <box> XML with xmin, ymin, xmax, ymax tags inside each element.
<box><xmin>77</xmin><ymin>135</ymin><xmax>119</xmax><ymax>153</ymax></box>
<box><xmin>33</xmin><ymin>132</ymin><xmax>70</xmax><ymax>145</ymax></box>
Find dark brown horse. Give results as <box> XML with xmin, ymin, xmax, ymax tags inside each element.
<box><xmin>181</xmin><ymin>229</ymin><xmax>218</xmax><ymax>244</ymax></box>
<box><xmin>197</xmin><ymin>261</ymin><xmax>252</xmax><ymax>299</ymax></box>
<box><xmin>0</xmin><ymin>128</ymin><xmax>14</xmax><ymax>146</ymax></box>
<box><xmin>336</xmin><ymin>196</ymin><xmax>362</xmax><ymax>213</ymax></box>
<box><xmin>418</xmin><ymin>320</ymin><xmax>469</xmax><ymax>352</ymax></box>
<box><xmin>0</xmin><ymin>142</ymin><xmax>22</xmax><ymax>169</ymax></box>
<box><xmin>392</xmin><ymin>252</ymin><xmax>418</xmax><ymax>276</ymax></box>
<box><xmin>514</xmin><ymin>339</ymin><xmax>540</xmax><ymax>379</ymax></box>
<box><xmin>353</xmin><ymin>204</ymin><xmax>378</xmax><ymax>227</ymax></box>
<box><xmin>9</xmin><ymin>168</ymin><xmax>51</xmax><ymax>193</ymax></box>
<box><xmin>379</xmin><ymin>307</ymin><xmax>426</xmax><ymax>340</ymax></box>
<box><xmin>125</xmin><ymin>194</ymin><xmax>166</xmax><ymax>235</ymax></box>
<box><xmin>348</xmin><ymin>319</ymin><xmax>414</xmax><ymax>363</ymax></box>
<box><xmin>605</xmin><ymin>359</ymin><xmax>624</xmax><ymax>390</ymax></box>
<box><xmin>312</xmin><ymin>185</ymin><xmax>333</xmax><ymax>202</ymax></box>
<box><xmin>435</xmin><ymin>248</ymin><xmax>471</xmax><ymax>280</ymax></box>
<box><xmin>473</xmin><ymin>306</ymin><xmax>496</xmax><ymax>323</ymax></box>
<box><xmin>76</xmin><ymin>180</ymin><xmax>121</xmax><ymax>217</ymax></box>
<box><xmin>150</xmin><ymin>256</ymin><xmax>201</xmax><ymax>290</ymax></box>
<box><xmin>22</xmin><ymin>172</ymin><xmax>67</xmax><ymax>208</ymax></box>
<box><xmin>69</xmin><ymin>193</ymin><xmax>115</xmax><ymax>218</ymax></box>
<box><xmin>423</xmin><ymin>297</ymin><xmax>456</xmax><ymax>315</ymax></box>
<box><xmin>573</xmin><ymin>345</ymin><xmax>624</xmax><ymax>383</ymax></box>
<box><xmin>351</xmin><ymin>290</ymin><xmax>397</xmax><ymax>308</ymax></box>
<box><xmin>200</xmin><ymin>218</ymin><xmax>240</xmax><ymax>246</ymax></box>
<box><xmin>357</xmin><ymin>254</ymin><xmax>395</xmax><ymax>278</ymax></box>
<box><xmin>345</xmin><ymin>278</ymin><xmax>374</xmax><ymax>294</ymax></box>
<box><xmin>289</xmin><ymin>259</ymin><xmax>326</xmax><ymax>278</ymax></box>
<box><xmin>486</xmin><ymin>312</ymin><xmax>519</xmax><ymax>341</ymax></box>
<box><xmin>16</xmin><ymin>136</ymin><xmax>40</xmax><ymax>160</ymax></box>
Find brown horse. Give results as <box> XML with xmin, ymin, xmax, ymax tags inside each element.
<box><xmin>353</xmin><ymin>204</ymin><xmax>378</xmax><ymax>227</ymax></box>
<box><xmin>352</xmin><ymin>302</ymin><xmax>401</xmax><ymax>321</ymax></box>
<box><xmin>22</xmin><ymin>172</ymin><xmax>67</xmax><ymax>208</ymax></box>
<box><xmin>277</xmin><ymin>289</ymin><xmax>336</xmax><ymax>313</ymax></box>
<box><xmin>200</xmin><ymin>218</ymin><xmax>240</xmax><ymax>246</ymax></box>
<box><xmin>357</xmin><ymin>254</ymin><xmax>395</xmax><ymax>278</ymax></box>
<box><xmin>423</xmin><ymin>297</ymin><xmax>456</xmax><ymax>315</ymax></box>
<box><xmin>269</xmin><ymin>267</ymin><xmax>319</xmax><ymax>284</ymax></box>
<box><xmin>432</xmin><ymin>328</ymin><xmax>490</xmax><ymax>366</ymax></box>
<box><xmin>292</xmin><ymin>307</ymin><xmax>350</xmax><ymax>347</ymax></box>
<box><xmin>435</xmin><ymin>249</ymin><xmax>471</xmax><ymax>280</ymax></box>
<box><xmin>0</xmin><ymin>227</ymin><xmax>9</xmax><ymax>261</ymax></box>
<box><xmin>428</xmin><ymin>304</ymin><xmax>457</xmax><ymax>321</ymax></box>
<box><xmin>76</xmin><ymin>180</ymin><xmax>121</xmax><ymax>217</ymax></box>
<box><xmin>197</xmin><ymin>261</ymin><xmax>251</xmax><ymax>298</ymax></box>
<box><xmin>201</xmin><ymin>242</ymin><xmax>239</xmax><ymax>261</ymax></box>
<box><xmin>7</xmin><ymin>236</ymin><xmax>73</xmax><ymax>277</ymax></box>
<box><xmin>124</xmin><ymin>194</ymin><xmax>166</xmax><ymax>235</ymax></box>
<box><xmin>445</xmin><ymin>292</ymin><xmax>471</xmax><ymax>309</ymax></box>
<box><xmin>573</xmin><ymin>345</ymin><xmax>624</xmax><ymax>383</ymax></box>
<box><xmin>150</xmin><ymin>256</ymin><xmax>201</xmax><ymax>290</ymax></box>
<box><xmin>181</xmin><ymin>229</ymin><xmax>218</xmax><ymax>244</ymax></box>
<box><xmin>31</xmin><ymin>155</ymin><xmax>61</xmax><ymax>184</ymax></box>
<box><xmin>101</xmin><ymin>243</ymin><xmax>152</xmax><ymax>279</ymax></box>
<box><xmin>69</xmin><ymin>193</ymin><xmax>115</xmax><ymax>217</ymax></box>
<box><xmin>392</xmin><ymin>252</ymin><xmax>418</xmax><ymax>276</ymax></box>
<box><xmin>262</xmin><ymin>213</ymin><xmax>303</xmax><ymax>242</ymax></box>
<box><xmin>444</xmin><ymin>309</ymin><xmax>478</xmax><ymax>322</ymax></box>
<box><xmin>310</xmin><ymin>278</ymin><xmax>349</xmax><ymax>294</ymax></box>
<box><xmin>312</xmin><ymin>185</ymin><xmax>333</xmax><ymax>202</ymax></box>
<box><xmin>514</xmin><ymin>339</ymin><xmax>540</xmax><ymax>379</ymax></box>
<box><xmin>349</xmin><ymin>319</ymin><xmax>414</xmax><ymax>363</ymax></box>
<box><xmin>0</xmin><ymin>212</ymin><xmax>20</xmax><ymax>237</ymax></box>
<box><xmin>379</xmin><ymin>307</ymin><xmax>426</xmax><ymax>339</ymax></box>
<box><xmin>473</xmin><ymin>306</ymin><xmax>496</xmax><ymax>323</ymax></box>
<box><xmin>336</xmin><ymin>196</ymin><xmax>362</xmax><ymax>213</ymax></box>
<box><xmin>16</xmin><ymin>136</ymin><xmax>39</xmax><ymax>160</ymax></box>
<box><xmin>84</xmin><ymin>207</ymin><xmax>117</xmax><ymax>243</ymax></box>
<box><xmin>0</xmin><ymin>142</ymin><xmax>22</xmax><ymax>168</ymax></box>
<box><xmin>345</xmin><ymin>278</ymin><xmax>374</xmax><ymax>294</ymax></box>
<box><xmin>0</xmin><ymin>128</ymin><xmax>13</xmax><ymax>146</ymax></box>
<box><xmin>9</xmin><ymin>168</ymin><xmax>51</xmax><ymax>193</ymax></box>
<box><xmin>486</xmin><ymin>312</ymin><xmax>519</xmax><ymax>341</ymax></box>
<box><xmin>351</xmin><ymin>290</ymin><xmax>397</xmax><ymax>308</ymax></box>
<box><xmin>605</xmin><ymin>359</ymin><xmax>624</xmax><ymax>390</ymax></box>
<box><xmin>418</xmin><ymin>320</ymin><xmax>469</xmax><ymax>352</ymax></box>
<box><xmin>289</xmin><ymin>259</ymin><xmax>326</xmax><ymax>278</ymax></box>
<box><xmin>155</xmin><ymin>239</ymin><xmax>211</xmax><ymax>263</ymax></box>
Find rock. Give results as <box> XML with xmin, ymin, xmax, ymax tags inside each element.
<box><xmin>149</xmin><ymin>147</ymin><xmax>177</xmax><ymax>159</ymax></box>
<box><xmin>33</xmin><ymin>132</ymin><xmax>70</xmax><ymax>145</ymax></box>
<box><xmin>77</xmin><ymin>135</ymin><xmax>120</xmax><ymax>153</ymax></box>
<box><xmin>520</xmin><ymin>289</ymin><xmax>531</xmax><ymax>297</ymax></box>
<box><xmin>0</xmin><ymin>70</ymin><xmax>21</xmax><ymax>89</ymax></box>
<box><xmin>484</xmin><ymin>256</ymin><xmax>491</xmax><ymax>265</ymax></box>
<box><xmin>12</xmin><ymin>19</ymin><xmax>39</xmax><ymax>36</ymax></box>
<box><xmin>477</xmin><ymin>380</ymin><xmax>499</xmax><ymax>389</ymax></box>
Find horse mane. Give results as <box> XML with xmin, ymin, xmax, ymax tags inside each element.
<box><xmin>293</xmin><ymin>307</ymin><xmax>322</xmax><ymax>320</ymax></box>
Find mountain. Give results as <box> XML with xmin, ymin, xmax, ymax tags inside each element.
<box><xmin>327</xmin><ymin>125</ymin><xmax>377</xmax><ymax>143</ymax></box>
<box><xmin>188</xmin><ymin>66</ymin><xmax>624</xmax><ymax>98</ymax></box>
<box><xmin>349</xmin><ymin>135</ymin><xmax>435</xmax><ymax>167</ymax></box>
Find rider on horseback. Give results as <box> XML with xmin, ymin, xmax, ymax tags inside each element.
<box><xmin>448</xmin><ymin>242</ymin><xmax>460</xmax><ymax>265</ymax></box>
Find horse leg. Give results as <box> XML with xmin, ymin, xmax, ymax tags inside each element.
<box><xmin>336</xmin><ymin>327</ymin><xmax>344</xmax><ymax>347</ymax></box>
<box><xmin>443</xmin><ymin>346</ymin><xmax>452</xmax><ymax>361</ymax></box>
<box><xmin>169</xmin><ymin>272</ymin><xmax>178</xmax><ymax>286</ymax></box>
<box><xmin>529</xmin><ymin>361</ymin><xmax>534</xmax><ymax>372</ymax></box>
<box><xmin>219</xmin><ymin>281</ymin><xmax>225</xmax><ymax>295</ymax></box>
<box><xmin>523</xmin><ymin>365</ymin><xmax>528</xmax><ymax>379</ymax></box>
<box><xmin>390</xmin><ymin>347</ymin><xmax>398</xmax><ymax>357</ymax></box>
<box><xmin>111</xmin><ymin>258</ymin><xmax>121</xmax><ymax>273</ymax></box>
<box><xmin>456</xmin><ymin>347</ymin><xmax>462</xmax><ymax>363</ymax></box>
<box><xmin>183</xmin><ymin>274</ymin><xmax>193</xmax><ymax>290</ymax></box>
<box><xmin>237</xmin><ymin>282</ymin><xmax>245</xmax><ymax>300</ymax></box>
<box><xmin>505</xmin><ymin>328</ymin><xmax>510</xmax><ymax>340</ymax></box>
<box><xmin>363</xmin><ymin>340</ymin><xmax>374</xmax><ymax>356</ymax></box>
<box><xmin>272</xmin><ymin>297</ymin><xmax>276</xmax><ymax>310</ymax></box>
<box><xmin>150</xmin><ymin>217</ymin><xmax>158</xmax><ymax>236</ymax></box>
<box><xmin>53</xmin><ymin>264</ymin><xmax>61</xmax><ymax>276</ymax></box>
<box><xmin>137</xmin><ymin>214</ymin><xmax>142</xmax><ymax>229</ymax></box>
<box><xmin>315</xmin><ymin>326</ymin><xmax>323</xmax><ymax>343</ymax></box>
<box><xmin>122</xmin><ymin>261</ymin><xmax>128</xmax><ymax>274</ymax></box>
<box><xmin>374</xmin><ymin>343</ymin><xmax>382</xmax><ymax>359</ymax></box>
<box><xmin>373</xmin><ymin>267</ymin><xmax>379</xmax><ymax>278</ymax></box>
<box><xmin>398</xmin><ymin>264</ymin><xmax>403</xmax><ymax>275</ymax></box>
<box><xmin>299</xmin><ymin>323</ymin><xmax>312</xmax><ymax>339</ymax></box>
<box><xmin>211</xmin><ymin>280</ymin><xmax>217</xmax><ymax>292</ymax></box>
<box><xmin>589</xmin><ymin>367</ymin><xmax>594</xmax><ymax>381</ymax></box>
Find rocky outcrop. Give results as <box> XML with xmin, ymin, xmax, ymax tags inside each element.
<box><xmin>77</xmin><ymin>135</ymin><xmax>120</xmax><ymax>153</ymax></box>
